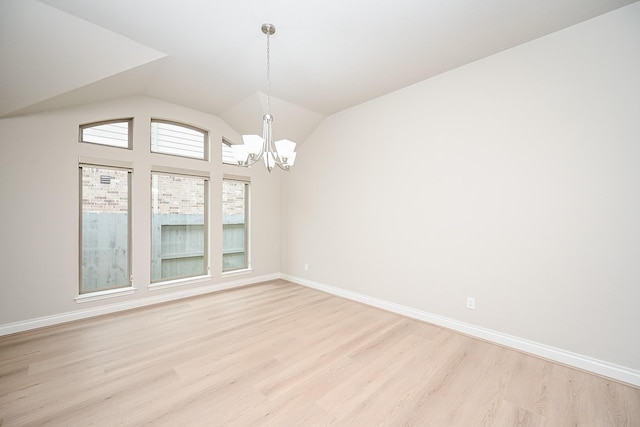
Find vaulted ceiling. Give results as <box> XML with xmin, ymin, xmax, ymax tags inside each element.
<box><xmin>1</xmin><ymin>0</ymin><xmax>637</xmax><ymax>142</ymax></box>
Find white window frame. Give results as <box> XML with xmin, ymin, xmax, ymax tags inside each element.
<box><xmin>77</xmin><ymin>159</ymin><xmax>135</xmax><ymax>301</ymax></box>
<box><xmin>149</xmin><ymin>166</ymin><xmax>210</xmax><ymax>289</ymax></box>
<box><xmin>222</xmin><ymin>175</ymin><xmax>251</xmax><ymax>274</ymax></box>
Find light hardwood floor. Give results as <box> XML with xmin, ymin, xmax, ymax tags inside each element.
<box><xmin>1</xmin><ymin>280</ymin><xmax>639</xmax><ymax>426</ymax></box>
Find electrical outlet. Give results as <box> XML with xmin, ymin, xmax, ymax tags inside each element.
<box><xmin>304</xmin><ymin>263</ymin><xmax>309</xmax><ymax>271</ymax></box>
<box><xmin>467</xmin><ymin>297</ymin><xmax>476</xmax><ymax>310</ymax></box>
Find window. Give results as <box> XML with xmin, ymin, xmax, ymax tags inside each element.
<box><xmin>151</xmin><ymin>119</ymin><xmax>208</xmax><ymax>160</ymax></box>
<box><xmin>223</xmin><ymin>177</ymin><xmax>249</xmax><ymax>272</ymax></box>
<box><xmin>222</xmin><ymin>138</ymin><xmax>237</xmax><ymax>165</ymax></box>
<box><xmin>151</xmin><ymin>171</ymin><xmax>209</xmax><ymax>282</ymax></box>
<box><xmin>80</xmin><ymin>119</ymin><xmax>132</xmax><ymax>149</ymax></box>
<box><xmin>80</xmin><ymin>164</ymin><xmax>131</xmax><ymax>293</ymax></box>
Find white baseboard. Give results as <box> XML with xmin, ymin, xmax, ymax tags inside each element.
<box><xmin>282</xmin><ymin>274</ymin><xmax>640</xmax><ymax>388</ymax></box>
<box><xmin>0</xmin><ymin>273</ymin><xmax>279</xmax><ymax>336</ymax></box>
<box><xmin>3</xmin><ymin>272</ymin><xmax>638</xmax><ymax>388</ymax></box>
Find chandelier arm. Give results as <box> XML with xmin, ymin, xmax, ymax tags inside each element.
<box><xmin>273</xmin><ymin>149</ymin><xmax>287</xmax><ymax>165</ymax></box>
<box><xmin>239</xmin><ymin>135</ymin><xmax>266</xmax><ymax>167</ymax></box>
<box><xmin>242</xmin><ymin>152</ymin><xmax>261</xmax><ymax>167</ymax></box>
<box><xmin>265</xmin><ymin>118</ymin><xmax>289</xmax><ymax>168</ymax></box>
<box><xmin>275</xmin><ymin>162</ymin><xmax>291</xmax><ymax>171</ymax></box>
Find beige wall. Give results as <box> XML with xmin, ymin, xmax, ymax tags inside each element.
<box><xmin>0</xmin><ymin>96</ymin><xmax>282</xmax><ymax>324</ymax></box>
<box><xmin>281</xmin><ymin>4</ymin><xmax>640</xmax><ymax>371</ymax></box>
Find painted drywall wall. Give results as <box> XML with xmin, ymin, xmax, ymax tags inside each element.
<box><xmin>0</xmin><ymin>96</ymin><xmax>282</xmax><ymax>325</ymax></box>
<box><xmin>281</xmin><ymin>3</ymin><xmax>640</xmax><ymax>371</ymax></box>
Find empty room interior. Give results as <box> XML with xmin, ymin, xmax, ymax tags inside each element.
<box><xmin>1</xmin><ymin>0</ymin><xmax>640</xmax><ymax>425</ymax></box>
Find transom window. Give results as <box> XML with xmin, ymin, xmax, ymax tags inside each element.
<box><xmin>222</xmin><ymin>138</ymin><xmax>237</xmax><ymax>165</ymax></box>
<box><xmin>80</xmin><ymin>119</ymin><xmax>132</xmax><ymax>149</ymax></box>
<box><xmin>151</xmin><ymin>119</ymin><xmax>208</xmax><ymax>160</ymax></box>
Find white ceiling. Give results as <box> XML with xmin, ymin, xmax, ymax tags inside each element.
<box><xmin>1</xmin><ymin>0</ymin><xmax>637</xmax><ymax>141</ymax></box>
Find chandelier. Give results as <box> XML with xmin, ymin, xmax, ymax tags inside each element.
<box><xmin>231</xmin><ymin>23</ymin><xmax>297</xmax><ymax>172</ymax></box>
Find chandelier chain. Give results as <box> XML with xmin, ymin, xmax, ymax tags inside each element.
<box><xmin>266</xmin><ymin>30</ymin><xmax>271</xmax><ymax>115</ymax></box>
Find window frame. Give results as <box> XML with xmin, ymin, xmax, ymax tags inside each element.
<box><xmin>222</xmin><ymin>175</ymin><xmax>251</xmax><ymax>274</ymax></box>
<box><xmin>150</xmin><ymin>166</ymin><xmax>210</xmax><ymax>287</ymax></box>
<box><xmin>79</xmin><ymin>118</ymin><xmax>133</xmax><ymax>150</ymax></box>
<box><xmin>150</xmin><ymin>119</ymin><xmax>209</xmax><ymax>161</ymax></box>
<box><xmin>78</xmin><ymin>161</ymin><xmax>133</xmax><ymax>296</ymax></box>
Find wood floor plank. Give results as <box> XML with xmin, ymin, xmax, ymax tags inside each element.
<box><xmin>490</xmin><ymin>400</ymin><xmax>546</xmax><ymax>427</ymax></box>
<box><xmin>1</xmin><ymin>279</ymin><xmax>638</xmax><ymax>426</ymax></box>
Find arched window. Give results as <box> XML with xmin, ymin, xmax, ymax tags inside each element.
<box><xmin>151</xmin><ymin>119</ymin><xmax>208</xmax><ymax>160</ymax></box>
<box><xmin>80</xmin><ymin>118</ymin><xmax>132</xmax><ymax>149</ymax></box>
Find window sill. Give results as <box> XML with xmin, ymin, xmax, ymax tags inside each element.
<box><xmin>221</xmin><ymin>268</ymin><xmax>253</xmax><ymax>278</ymax></box>
<box><xmin>148</xmin><ymin>275</ymin><xmax>211</xmax><ymax>291</ymax></box>
<box><xmin>75</xmin><ymin>286</ymin><xmax>137</xmax><ymax>303</ymax></box>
